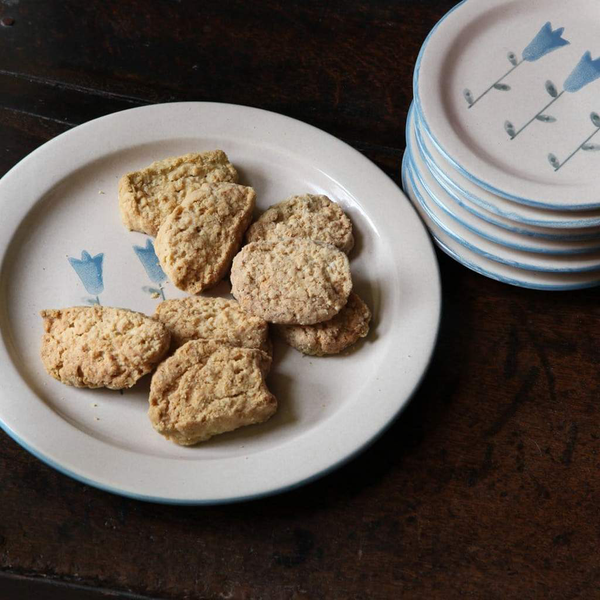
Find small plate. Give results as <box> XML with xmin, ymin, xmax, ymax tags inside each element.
<box><xmin>0</xmin><ymin>102</ymin><xmax>441</xmax><ymax>504</ymax></box>
<box><xmin>405</xmin><ymin>154</ymin><xmax>600</xmax><ymax>273</ymax></box>
<box><xmin>402</xmin><ymin>154</ymin><xmax>600</xmax><ymax>290</ymax></box>
<box><xmin>413</xmin><ymin>106</ymin><xmax>600</xmax><ymax>230</ymax></box>
<box><xmin>407</xmin><ymin>113</ymin><xmax>600</xmax><ymax>255</ymax></box>
<box><xmin>413</xmin><ymin>108</ymin><xmax>600</xmax><ymax>237</ymax></box>
<box><xmin>416</xmin><ymin>0</ymin><xmax>600</xmax><ymax>209</ymax></box>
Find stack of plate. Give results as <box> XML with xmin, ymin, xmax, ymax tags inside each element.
<box><xmin>402</xmin><ymin>0</ymin><xmax>600</xmax><ymax>290</ymax></box>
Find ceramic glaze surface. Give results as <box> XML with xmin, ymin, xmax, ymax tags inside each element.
<box><xmin>402</xmin><ymin>152</ymin><xmax>600</xmax><ymax>291</ymax></box>
<box><xmin>416</xmin><ymin>0</ymin><xmax>600</xmax><ymax>208</ymax></box>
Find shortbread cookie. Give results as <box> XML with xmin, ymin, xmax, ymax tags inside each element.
<box><xmin>40</xmin><ymin>306</ymin><xmax>170</xmax><ymax>389</ymax></box>
<box><xmin>119</xmin><ymin>150</ymin><xmax>238</xmax><ymax>236</ymax></box>
<box><xmin>276</xmin><ymin>292</ymin><xmax>371</xmax><ymax>356</ymax></box>
<box><xmin>231</xmin><ymin>238</ymin><xmax>352</xmax><ymax>325</ymax></box>
<box><xmin>148</xmin><ymin>340</ymin><xmax>277</xmax><ymax>445</ymax></box>
<box><xmin>155</xmin><ymin>296</ymin><xmax>270</xmax><ymax>353</ymax></box>
<box><xmin>155</xmin><ymin>183</ymin><xmax>255</xmax><ymax>294</ymax></box>
<box><xmin>246</xmin><ymin>194</ymin><xmax>354</xmax><ymax>253</ymax></box>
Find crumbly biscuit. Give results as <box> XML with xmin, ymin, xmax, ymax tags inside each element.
<box><xmin>275</xmin><ymin>292</ymin><xmax>371</xmax><ymax>356</ymax></box>
<box><xmin>148</xmin><ymin>340</ymin><xmax>276</xmax><ymax>445</ymax></box>
<box><xmin>230</xmin><ymin>238</ymin><xmax>352</xmax><ymax>325</ymax></box>
<box><xmin>246</xmin><ymin>194</ymin><xmax>354</xmax><ymax>253</ymax></box>
<box><xmin>155</xmin><ymin>296</ymin><xmax>270</xmax><ymax>353</ymax></box>
<box><xmin>40</xmin><ymin>306</ymin><xmax>171</xmax><ymax>389</ymax></box>
<box><xmin>155</xmin><ymin>183</ymin><xmax>255</xmax><ymax>294</ymax></box>
<box><xmin>119</xmin><ymin>150</ymin><xmax>238</xmax><ymax>236</ymax></box>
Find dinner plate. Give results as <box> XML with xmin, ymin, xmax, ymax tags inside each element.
<box><xmin>406</xmin><ymin>115</ymin><xmax>600</xmax><ymax>255</ymax></box>
<box><xmin>402</xmin><ymin>154</ymin><xmax>600</xmax><ymax>291</ymax></box>
<box><xmin>0</xmin><ymin>102</ymin><xmax>441</xmax><ymax>504</ymax></box>
<box><xmin>413</xmin><ymin>107</ymin><xmax>600</xmax><ymax>231</ymax></box>
<box><xmin>405</xmin><ymin>156</ymin><xmax>600</xmax><ymax>273</ymax></box>
<box><xmin>415</xmin><ymin>0</ymin><xmax>600</xmax><ymax>209</ymax></box>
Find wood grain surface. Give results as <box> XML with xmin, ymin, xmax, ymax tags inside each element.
<box><xmin>1</xmin><ymin>1</ymin><xmax>599</xmax><ymax>599</ymax></box>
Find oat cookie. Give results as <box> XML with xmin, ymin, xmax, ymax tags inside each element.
<box><xmin>119</xmin><ymin>150</ymin><xmax>238</xmax><ymax>236</ymax></box>
<box><xmin>230</xmin><ymin>238</ymin><xmax>352</xmax><ymax>325</ymax></box>
<box><xmin>148</xmin><ymin>340</ymin><xmax>276</xmax><ymax>445</ymax></box>
<box><xmin>276</xmin><ymin>292</ymin><xmax>371</xmax><ymax>356</ymax></box>
<box><xmin>155</xmin><ymin>183</ymin><xmax>256</xmax><ymax>294</ymax></box>
<box><xmin>40</xmin><ymin>306</ymin><xmax>171</xmax><ymax>389</ymax></box>
<box><xmin>246</xmin><ymin>194</ymin><xmax>354</xmax><ymax>253</ymax></box>
<box><xmin>155</xmin><ymin>296</ymin><xmax>270</xmax><ymax>353</ymax></box>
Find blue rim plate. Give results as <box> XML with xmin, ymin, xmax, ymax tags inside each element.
<box><xmin>401</xmin><ymin>153</ymin><xmax>600</xmax><ymax>291</ymax></box>
<box><xmin>412</xmin><ymin>107</ymin><xmax>600</xmax><ymax>235</ymax></box>
<box><xmin>0</xmin><ymin>102</ymin><xmax>442</xmax><ymax>504</ymax></box>
<box><xmin>406</xmin><ymin>111</ymin><xmax>600</xmax><ymax>255</ymax></box>
<box><xmin>404</xmin><ymin>152</ymin><xmax>600</xmax><ymax>273</ymax></box>
<box><xmin>413</xmin><ymin>0</ymin><xmax>600</xmax><ymax>210</ymax></box>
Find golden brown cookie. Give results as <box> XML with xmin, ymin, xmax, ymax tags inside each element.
<box><xmin>230</xmin><ymin>238</ymin><xmax>352</xmax><ymax>325</ymax></box>
<box><xmin>119</xmin><ymin>150</ymin><xmax>238</xmax><ymax>236</ymax></box>
<box><xmin>275</xmin><ymin>292</ymin><xmax>371</xmax><ymax>355</ymax></box>
<box><xmin>155</xmin><ymin>183</ymin><xmax>255</xmax><ymax>294</ymax></box>
<box><xmin>40</xmin><ymin>306</ymin><xmax>171</xmax><ymax>389</ymax></box>
<box><xmin>155</xmin><ymin>296</ymin><xmax>270</xmax><ymax>353</ymax></box>
<box><xmin>148</xmin><ymin>340</ymin><xmax>276</xmax><ymax>445</ymax></box>
<box><xmin>246</xmin><ymin>194</ymin><xmax>354</xmax><ymax>253</ymax></box>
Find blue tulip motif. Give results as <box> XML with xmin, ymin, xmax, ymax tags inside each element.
<box><xmin>545</xmin><ymin>54</ymin><xmax>600</xmax><ymax>170</ymax></box>
<box><xmin>133</xmin><ymin>239</ymin><xmax>167</xmax><ymax>300</ymax></box>
<box><xmin>464</xmin><ymin>22</ymin><xmax>570</xmax><ymax>109</ymax></box>
<box><xmin>563</xmin><ymin>51</ymin><xmax>600</xmax><ymax>93</ymax></box>
<box><xmin>68</xmin><ymin>250</ymin><xmax>104</xmax><ymax>305</ymax></box>
<box><xmin>506</xmin><ymin>50</ymin><xmax>600</xmax><ymax>142</ymax></box>
<box><xmin>522</xmin><ymin>22</ymin><xmax>570</xmax><ymax>62</ymax></box>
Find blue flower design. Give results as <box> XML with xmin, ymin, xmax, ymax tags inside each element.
<box><xmin>133</xmin><ymin>239</ymin><xmax>167</xmax><ymax>299</ymax></box>
<box><xmin>522</xmin><ymin>22</ymin><xmax>570</xmax><ymax>62</ymax></box>
<box><xmin>563</xmin><ymin>51</ymin><xmax>600</xmax><ymax>93</ymax></box>
<box><xmin>68</xmin><ymin>251</ymin><xmax>104</xmax><ymax>300</ymax></box>
<box><xmin>133</xmin><ymin>239</ymin><xmax>166</xmax><ymax>284</ymax></box>
<box><xmin>465</xmin><ymin>22</ymin><xmax>570</xmax><ymax>110</ymax></box>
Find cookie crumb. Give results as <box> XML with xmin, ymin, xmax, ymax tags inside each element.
<box><xmin>98</xmin><ymin>190</ymin><xmax>105</xmax><ymax>195</ymax></box>
<box><xmin>150</xmin><ymin>292</ymin><xmax>160</xmax><ymax>299</ymax></box>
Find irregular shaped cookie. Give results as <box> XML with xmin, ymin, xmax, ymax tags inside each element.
<box><xmin>246</xmin><ymin>194</ymin><xmax>354</xmax><ymax>253</ymax></box>
<box><xmin>148</xmin><ymin>340</ymin><xmax>276</xmax><ymax>445</ymax></box>
<box><xmin>231</xmin><ymin>238</ymin><xmax>352</xmax><ymax>325</ymax></box>
<box><xmin>276</xmin><ymin>292</ymin><xmax>371</xmax><ymax>356</ymax></box>
<box><xmin>155</xmin><ymin>296</ymin><xmax>270</xmax><ymax>353</ymax></box>
<box><xmin>40</xmin><ymin>306</ymin><xmax>171</xmax><ymax>389</ymax></box>
<box><xmin>119</xmin><ymin>150</ymin><xmax>238</xmax><ymax>236</ymax></box>
<box><xmin>155</xmin><ymin>183</ymin><xmax>256</xmax><ymax>294</ymax></box>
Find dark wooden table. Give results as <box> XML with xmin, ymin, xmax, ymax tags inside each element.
<box><xmin>1</xmin><ymin>1</ymin><xmax>599</xmax><ymax>599</ymax></box>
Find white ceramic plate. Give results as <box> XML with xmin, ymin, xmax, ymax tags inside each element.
<box><xmin>412</xmin><ymin>107</ymin><xmax>600</xmax><ymax>237</ymax></box>
<box><xmin>402</xmin><ymin>154</ymin><xmax>600</xmax><ymax>290</ymax></box>
<box><xmin>415</xmin><ymin>0</ymin><xmax>600</xmax><ymax>209</ymax></box>
<box><xmin>407</xmin><ymin>113</ymin><xmax>600</xmax><ymax>255</ymax></box>
<box><xmin>0</xmin><ymin>102</ymin><xmax>441</xmax><ymax>504</ymax></box>
<box><xmin>405</xmin><ymin>155</ymin><xmax>600</xmax><ymax>273</ymax></box>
